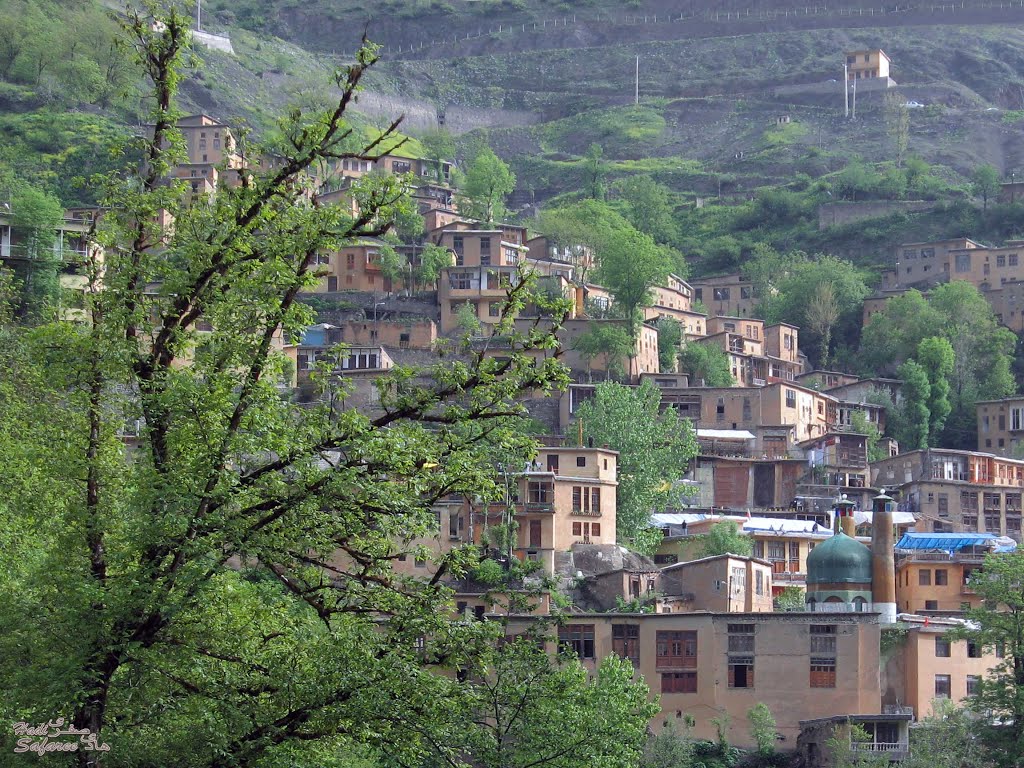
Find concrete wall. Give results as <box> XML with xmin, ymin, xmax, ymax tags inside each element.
<box><xmin>817</xmin><ymin>201</ymin><xmax>937</xmax><ymax>230</ymax></box>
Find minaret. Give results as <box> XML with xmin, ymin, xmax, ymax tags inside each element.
<box><xmin>835</xmin><ymin>494</ymin><xmax>857</xmax><ymax>538</ymax></box>
<box><xmin>870</xmin><ymin>490</ymin><xmax>897</xmax><ymax>624</ymax></box>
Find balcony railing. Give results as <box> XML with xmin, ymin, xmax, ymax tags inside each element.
<box><xmin>772</xmin><ymin>571</ymin><xmax>807</xmax><ymax>582</ymax></box>
<box><xmin>851</xmin><ymin>743</ymin><xmax>909</xmax><ymax>758</ymax></box>
<box><xmin>523</xmin><ymin>502</ymin><xmax>554</xmax><ymax>514</ymax></box>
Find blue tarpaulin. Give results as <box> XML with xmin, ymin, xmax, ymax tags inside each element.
<box><xmin>895</xmin><ymin>532</ymin><xmax>1016</xmax><ymax>553</ymax></box>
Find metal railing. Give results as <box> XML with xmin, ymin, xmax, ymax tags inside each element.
<box><xmin>851</xmin><ymin>742</ymin><xmax>909</xmax><ymax>755</ymax></box>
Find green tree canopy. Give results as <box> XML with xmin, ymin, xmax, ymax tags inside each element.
<box><xmin>896</xmin><ymin>359</ymin><xmax>931</xmax><ymax>450</ymax></box>
<box><xmin>572</xmin><ymin>321</ymin><xmax>633</xmax><ymax>381</ymax></box>
<box><xmin>419</xmin><ymin>127</ymin><xmax>455</xmax><ymax>182</ymax></box>
<box><xmin>760</xmin><ymin>255</ymin><xmax>871</xmax><ymax>369</ymax></box>
<box><xmin>678</xmin><ymin>342</ymin><xmax>734</xmax><ymax>387</ymax></box>
<box><xmin>594</xmin><ymin>227</ymin><xmax>673</xmax><ymax>345</ymax></box>
<box><xmin>972</xmin><ymin>163</ymin><xmax>1001</xmax><ymax>210</ymax></box>
<box><xmin>615</xmin><ymin>175</ymin><xmax>680</xmax><ymax>247</ymax></box>
<box><xmin>458</xmin><ymin>146</ymin><xmax>516</xmax><ymax>223</ymax></box>
<box><xmin>699</xmin><ymin>520</ymin><xmax>753</xmax><ymax>558</ymax></box>
<box><xmin>9</xmin><ymin>182</ymin><xmax>63</xmax><ymax>319</ymax></box>
<box><xmin>574</xmin><ymin>380</ymin><xmax>698</xmax><ymax>554</ymax></box>
<box><xmin>414</xmin><ymin>241</ymin><xmax>454</xmax><ymax>289</ymax></box>
<box><xmin>655</xmin><ymin>316</ymin><xmax>682</xmax><ymax>373</ymax></box>
<box><xmin>0</xmin><ymin>12</ymin><xmax>581</xmax><ymax>766</ymax></box>
<box><xmin>448</xmin><ymin>640</ymin><xmax>659</xmax><ymax>768</ymax></box>
<box><xmin>862</xmin><ymin>282</ymin><xmax>1016</xmax><ymax>449</ymax></box>
<box><xmin>949</xmin><ymin>551</ymin><xmax>1024</xmax><ymax>767</ymax></box>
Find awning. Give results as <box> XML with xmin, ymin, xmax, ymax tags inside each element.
<box><xmin>696</xmin><ymin>429</ymin><xmax>756</xmax><ymax>440</ymax></box>
<box><xmin>894</xmin><ymin>532</ymin><xmax>1009</xmax><ymax>554</ymax></box>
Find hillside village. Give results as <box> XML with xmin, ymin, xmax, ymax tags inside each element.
<box><xmin>8</xmin><ymin>5</ymin><xmax>1024</xmax><ymax>768</ymax></box>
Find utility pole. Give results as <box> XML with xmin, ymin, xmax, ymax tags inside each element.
<box><xmin>635</xmin><ymin>55</ymin><xmax>640</xmax><ymax>105</ymax></box>
<box><xmin>196</xmin><ymin>0</ymin><xmax>201</xmax><ymax>31</ymax></box>
<box><xmin>844</xmin><ymin>60</ymin><xmax>849</xmax><ymax>117</ymax></box>
<box><xmin>852</xmin><ymin>76</ymin><xmax>857</xmax><ymax>120</ymax></box>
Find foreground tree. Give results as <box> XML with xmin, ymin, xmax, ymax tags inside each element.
<box><xmin>574</xmin><ymin>380</ymin><xmax>698</xmax><ymax>553</ymax></box>
<box><xmin>0</xmin><ymin>10</ymin><xmax>580</xmax><ymax>768</ymax></box>
<box><xmin>949</xmin><ymin>550</ymin><xmax>1024</xmax><ymax>767</ymax></box>
<box><xmin>435</xmin><ymin>639</ymin><xmax>658</xmax><ymax>768</ymax></box>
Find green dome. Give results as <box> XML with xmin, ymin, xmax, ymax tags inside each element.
<box><xmin>806</xmin><ymin>532</ymin><xmax>873</xmax><ymax>585</ymax></box>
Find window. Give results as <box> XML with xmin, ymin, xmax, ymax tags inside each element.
<box><xmin>785</xmin><ymin>389</ymin><xmax>796</xmax><ymax>408</ymax></box>
<box><xmin>810</xmin><ymin>625</ymin><xmax>837</xmax><ymax>688</ymax></box>
<box><xmin>661</xmin><ymin>672</ymin><xmax>697</xmax><ymax>693</ymax></box>
<box><xmin>346</xmin><ymin>253</ymin><xmax>356</xmax><ymax>269</ymax></box>
<box><xmin>967</xmin><ymin>675</ymin><xmax>981</xmax><ymax>696</ymax></box>
<box><xmin>479</xmin><ymin>237</ymin><xmax>491</xmax><ymax>266</ymax></box>
<box><xmin>1012</xmin><ymin>254</ymin><xmax>1019</xmax><ymax>267</ymax></box>
<box><xmin>935</xmin><ymin>674</ymin><xmax>952</xmax><ymax>699</ymax></box>
<box><xmin>727</xmin><ymin>624</ymin><xmax>755</xmax><ymax>688</ymax></box>
<box><xmin>956</xmin><ymin>253</ymin><xmax>971</xmax><ymax>273</ymax></box>
<box><xmin>919</xmin><ymin>569</ymin><xmax>932</xmax><ymax>586</ymax></box>
<box><xmin>714</xmin><ymin>288</ymin><xmax>730</xmax><ymax>301</ymax></box>
<box><xmin>728</xmin><ymin>657</ymin><xmax>754</xmax><ymax>688</ymax></box>
<box><xmin>572</xmin><ymin>487</ymin><xmax>582</xmax><ymax>513</ymax></box>
<box><xmin>612</xmin><ymin>624</ymin><xmax>640</xmax><ymax>664</ymax></box>
<box><xmin>591</xmin><ymin>522</ymin><xmax>601</xmax><ymax>537</ymax></box>
<box><xmin>938</xmin><ymin>494</ymin><xmax>949</xmax><ymax>518</ymax></box>
<box><xmin>755</xmin><ymin>571</ymin><xmax>764</xmax><ymax>596</ymax></box>
<box><xmin>558</xmin><ymin>625</ymin><xmax>595</xmax><ymax>659</ymax></box>
<box><xmin>488</xmin><ymin>302</ymin><xmax>501</xmax><ymax>318</ymax></box>
<box><xmin>935</xmin><ymin>638</ymin><xmax>951</xmax><ymax>657</ymax></box>
<box><xmin>925</xmin><ymin>600</ymin><xmax>938</xmax><ymax>610</ymax></box>
<box><xmin>935</xmin><ymin>569</ymin><xmax>948</xmax><ymax>586</ymax></box>
<box><xmin>657</xmin><ymin>630</ymin><xmax>698</xmax><ymax>669</ymax></box>
<box><xmin>577</xmin><ymin>456</ymin><xmax>587</xmax><ymax>467</ymax></box>
<box><xmin>968</xmin><ymin>642</ymin><xmax>982</xmax><ymax>658</ymax></box>
<box><xmin>572</xmin><ymin>521</ymin><xmax>582</xmax><ymax>536</ymax></box>
<box><xmin>591</xmin><ymin>488</ymin><xmax>601</xmax><ymax>514</ymax></box>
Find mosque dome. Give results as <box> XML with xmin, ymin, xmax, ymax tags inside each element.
<box><xmin>806</xmin><ymin>532</ymin><xmax>873</xmax><ymax>585</ymax></box>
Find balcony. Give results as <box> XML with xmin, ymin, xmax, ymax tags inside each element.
<box><xmin>851</xmin><ymin>743</ymin><xmax>909</xmax><ymax>760</ymax></box>
<box><xmin>772</xmin><ymin>571</ymin><xmax>807</xmax><ymax>582</ymax></box>
<box><xmin>523</xmin><ymin>502</ymin><xmax>554</xmax><ymax>514</ymax></box>
<box><xmin>752</xmin><ymin>377</ymin><xmax>766</xmax><ymax>386</ymax></box>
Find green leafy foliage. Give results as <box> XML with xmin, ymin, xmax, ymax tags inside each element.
<box><xmin>773</xmin><ymin>585</ymin><xmax>806</xmax><ymax>612</ymax></box>
<box><xmin>457</xmin><ymin>145</ymin><xmax>516</xmax><ymax>223</ymax></box>
<box><xmin>759</xmin><ymin>254</ymin><xmax>871</xmax><ymax>369</ymax></box>
<box><xmin>574</xmin><ymin>380</ymin><xmax>698</xmax><ymax>554</ymax></box>
<box><xmin>860</xmin><ymin>283</ymin><xmax>1016</xmax><ymax>449</ymax></box>
<box><xmin>572</xmin><ymin>321</ymin><xmax>633</xmax><ymax>381</ymax></box>
<box><xmin>449</xmin><ymin>641</ymin><xmax>659</xmax><ymax>768</ymax></box>
<box><xmin>747</xmin><ymin>703</ymin><xmax>777</xmax><ymax>757</ymax></box>
<box><xmin>678</xmin><ymin>342</ymin><xmax>734</xmax><ymax>387</ymax></box>
<box><xmin>0</xmin><ymin>12</ymin><xmax>592</xmax><ymax>766</ymax></box>
<box><xmin>655</xmin><ymin>316</ymin><xmax>682</xmax><ymax>373</ymax></box>
<box><xmin>698</xmin><ymin>521</ymin><xmax>753</xmax><ymax>558</ymax></box>
<box><xmin>594</xmin><ymin>227</ymin><xmax>673</xmax><ymax>342</ymax></box>
<box><xmin>972</xmin><ymin>163</ymin><xmax>1001</xmax><ymax>210</ymax></box>
<box><xmin>948</xmin><ymin>551</ymin><xmax>1024</xmax><ymax>767</ymax></box>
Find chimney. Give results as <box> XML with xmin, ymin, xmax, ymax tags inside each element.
<box><xmin>870</xmin><ymin>490</ymin><xmax>897</xmax><ymax>624</ymax></box>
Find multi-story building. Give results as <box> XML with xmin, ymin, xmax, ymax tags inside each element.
<box><xmin>653</xmin><ymin>513</ymin><xmax>837</xmax><ymax>594</ymax></box>
<box><xmin>885</xmin><ymin>614</ymin><xmax>1000</xmax><ymax>719</ymax></box>
<box><xmin>644</xmin><ymin>274</ymin><xmax>697</xmax><ymax>325</ymax></box>
<box><xmin>0</xmin><ymin>206</ymin><xmax>104</xmax><ymax>320</ymax></box>
<box><xmin>845</xmin><ymin>49</ymin><xmax>892</xmax><ymax>81</ymax></box>
<box><xmin>871</xmin><ymin>448</ymin><xmax>1024</xmax><ymax>540</ymax></box>
<box><xmin>469</xmin><ymin>446</ymin><xmax>619</xmax><ymax>576</ymax></box>
<box><xmin>894</xmin><ymin>531</ymin><xmax>1007</xmax><ymax>614</ymax></box>
<box><xmin>689</xmin><ymin>274</ymin><xmax>759</xmax><ymax>317</ymax></box>
<box><xmin>311</xmin><ymin>239</ymin><xmax>398</xmax><ymax>293</ymax></box>
<box><xmin>505</xmin><ymin>611</ymin><xmax>883</xmax><ymax>749</ymax></box>
<box><xmin>658</xmin><ymin>554</ymin><xmax>775</xmax><ymax>612</ymax></box>
<box><xmin>977</xmin><ymin>396</ymin><xmax>1024</xmax><ymax>457</ymax></box>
